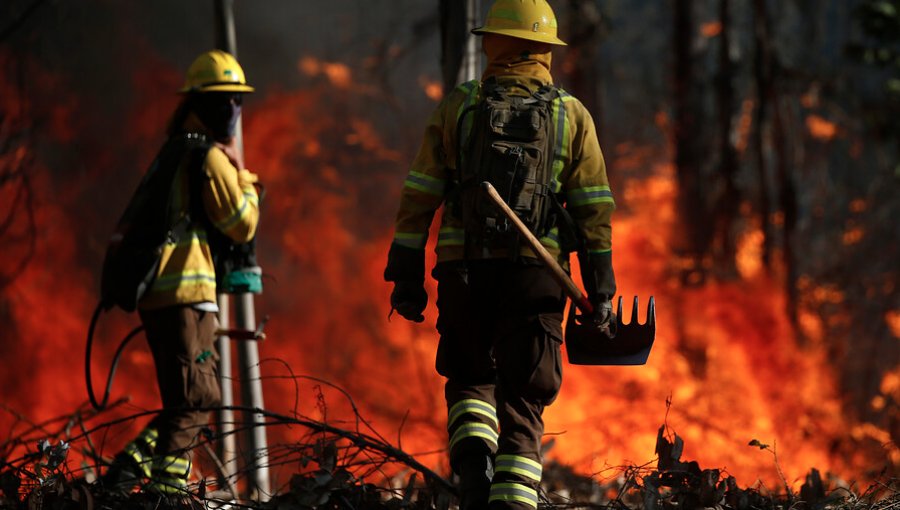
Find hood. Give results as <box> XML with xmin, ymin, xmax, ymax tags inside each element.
<box><xmin>482</xmin><ymin>34</ymin><xmax>554</xmax><ymax>85</ymax></box>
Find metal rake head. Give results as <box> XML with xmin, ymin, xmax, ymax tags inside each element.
<box><xmin>565</xmin><ymin>296</ymin><xmax>657</xmax><ymax>366</ymax></box>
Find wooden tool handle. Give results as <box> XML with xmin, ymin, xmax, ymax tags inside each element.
<box><xmin>481</xmin><ymin>182</ymin><xmax>594</xmax><ymax>314</ymax></box>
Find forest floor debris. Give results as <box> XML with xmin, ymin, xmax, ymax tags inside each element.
<box><xmin>0</xmin><ymin>404</ymin><xmax>896</xmax><ymax>510</ymax></box>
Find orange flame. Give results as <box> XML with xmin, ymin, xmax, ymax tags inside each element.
<box><xmin>806</xmin><ymin>114</ymin><xmax>838</xmax><ymax>141</ymax></box>
<box><xmin>419</xmin><ymin>76</ymin><xmax>443</xmax><ymax>102</ymax></box>
<box><xmin>299</xmin><ymin>56</ymin><xmax>353</xmax><ymax>89</ymax></box>
<box><xmin>735</xmin><ymin>99</ymin><xmax>754</xmax><ymax>154</ymax></box>
<box><xmin>886</xmin><ymin>311</ymin><xmax>900</xmax><ymax>339</ymax></box>
<box><xmin>842</xmin><ymin>226</ymin><xmax>865</xmax><ymax>246</ymax></box>
<box><xmin>0</xmin><ymin>49</ymin><xmax>894</xmax><ymax>493</ymax></box>
<box><xmin>700</xmin><ymin>21</ymin><xmax>723</xmax><ymax>38</ymax></box>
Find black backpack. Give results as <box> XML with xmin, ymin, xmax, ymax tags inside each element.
<box><xmin>100</xmin><ymin>133</ymin><xmax>212</xmax><ymax>312</ymax></box>
<box><xmin>454</xmin><ymin>78</ymin><xmax>560</xmax><ymax>256</ymax></box>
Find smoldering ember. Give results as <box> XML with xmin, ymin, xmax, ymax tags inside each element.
<box><xmin>0</xmin><ymin>1</ymin><xmax>897</xmax><ymax>509</ymax></box>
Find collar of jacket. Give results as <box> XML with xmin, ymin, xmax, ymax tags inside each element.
<box><xmin>481</xmin><ymin>35</ymin><xmax>554</xmax><ymax>86</ymax></box>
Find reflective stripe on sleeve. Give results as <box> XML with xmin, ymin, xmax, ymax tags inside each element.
<box><xmin>404</xmin><ymin>170</ymin><xmax>446</xmax><ymax>196</ymax></box>
<box><xmin>495</xmin><ymin>454</ymin><xmax>543</xmax><ymax>482</ymax></box>
<box><xmin>243</xmin><ymin>189</ymin><xmax>259</xmax><ymax>207</ymax></box>
<box><xmin>437</xmin><ymin>227</ymin><xmax>465</xmax><ymax>247</ymax></box>
<box><xmin>567</xmin><ymin>185</ymin><xmax>614</xmax><ymax>207</ymax></box>
<box><xmin>489</xmin><ymin>482</ymin><xmax>539</xmax><ymax>508</ymax></box>
<box><xmin>213</xmin><ymin>195</ymin><xmax>251</xmax><ymax>232</ymax></box>
<box><xmin>447</xmin><ymin>399</ymin><xmax>498</xmax><ymax>429</ymax></box>
<box><xmin>539</xmin><ymin>228</ymin><xmax>559</xmax><ymax>250</ymax></box>
<box><xmin>393</xmin><ymin>232</ymin><xmax>428</xmax><ymax>249</ymax></box>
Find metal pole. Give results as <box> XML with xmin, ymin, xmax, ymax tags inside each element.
<box><xmin>215</xmin><ymin>294</ymin><xmax>236</xmax><ymax>489</ymax></box>
<box><xmin>235</xmin><ymin>293</ymin><xmax>269</xmax><ymax>501</ymax></box>
<box><xmin>213</xmin><ymin>0</ymin><xmax>271</xmax><ymax>501</ymax></box>
<box><xmin>459</xmin><ymin>0</ymin><xmax>481</xmax><ymax>84</ymax></box>
<box><xmin>213</xmin><ymin>0</ymin><xmax>237</xmax><ymax>57</ymax></box>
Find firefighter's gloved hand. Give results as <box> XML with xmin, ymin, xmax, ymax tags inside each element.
<box><xmin>590</xmin><ymin>299</ymin><xmax>616</xmax><ymax>337</ymax></box>
<box><xmin>391</xmin><ymin>281</ymin><xmax>427</xmax><ymax>323</ymax></box>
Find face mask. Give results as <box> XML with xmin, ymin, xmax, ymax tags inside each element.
<box><xmin>194</xmin><ymin>93</ymin><xmax>243</xmax><ymax>142</ymax></box>
<box><xmin>224</xmin><ymin>103</ymin><xmax>242</xmax><ymax>139</ymax></box>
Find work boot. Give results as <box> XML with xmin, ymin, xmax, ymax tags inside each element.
<box><xmin>98</xmin><ymin>453</ymin><xmax>144</xmax><ymax>493</ymax></box>
<box><xmin>457</xmin><ymin>454</ymin><xmax>494</xmax><ymax>510</ymax></box>
<box><xmin>147</xmin><ymin>454</ymin><xmax>191</xmax><ymax>496</ymax></box>
<box><xmin>98</xmin><ymin>427</ymin><xmax>157</xmax><ymax>493</ymax></box>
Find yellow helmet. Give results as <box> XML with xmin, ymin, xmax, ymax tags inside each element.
<box><xmin>179</xmin><ymin>50</ymin><xmax>255</xmax><ymax>94</ymax></box>
<box><xmin>472</xmin><ymin>0</ymin><xmax>567</xmax><ymax>46</ymax></box>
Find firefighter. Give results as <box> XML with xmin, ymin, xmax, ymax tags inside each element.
<box><xmin>384</xmin><ymin>1</ymin><xmax>616</xmax><ymax>508</ymax></box>
<box><xmin>100</xmin><ymin>50</ymin><xmax>260</xmax><ymax>495</ymax></box>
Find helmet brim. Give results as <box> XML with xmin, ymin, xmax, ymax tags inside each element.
<box><xmin>179</xmin><ymin>83</ymin><xmax>255</xmax><ymax>94</ymax></box>
<box><xmin>472</xmin><ymin>26</ymin><xmax>567</xmax><ymax>46</ymax></box>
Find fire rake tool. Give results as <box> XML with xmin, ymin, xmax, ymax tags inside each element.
<box><xmin>482</xmin><ymin>181</ymin><xmax>656</xmax><ymax>365</ymax></box>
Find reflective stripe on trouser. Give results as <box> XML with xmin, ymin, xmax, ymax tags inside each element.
<box><xmin>490</xmin><ymin>454</ymin><xmax>543</xmax><ymax>508</ymax></box>
<box><xmin>448</xmin><ymin>397</ymin><xmax>499</xmax><ymax>456</ymax></box>
<box><xmin>449</xmin><ymin>415</ymin><xmax>499</xmax><ymax>454</ymax></box>
<box><xmin>123</xmin><ymin>427</ymin><xmax>159</xmax><ymax>477</ymax></box>
<box><xmin>489</xmin><ymin>482</ymin><xmax>539</xmax><ymax>508</ymax></box>
<box><xmin>494</xmin><ymin>455</ymin><xmax>542</xmax><ymax>483</ymax></box>
<box><xmin>449</xmin><ymin>398</ymin><xmax>499</xmax><ymax>429</ymax></box>
<box><xmin>445</xmin><ymin>384</ymin><xmax>499</xmax><ymax>469</ymax></box>
<box><xmin>149</xmin><ymin>455</ymin><xmax>191</xmax><ymax>494</ymax></box>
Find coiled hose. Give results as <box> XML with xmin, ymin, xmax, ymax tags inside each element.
<box><xmin>85</xmin><ymin>302</ymin><xmax>144</xmax><ymax>411</ymax></box>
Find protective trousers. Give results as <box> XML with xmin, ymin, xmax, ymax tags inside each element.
<box><xmin>434</xmin><ymin>259</ymin><xmax>564</xmax><ymax>510</ymax></box>
<box><xmin>132</xmin><ymin>306</ymin><xmax>221</xmax><ymax>490</ymax></box>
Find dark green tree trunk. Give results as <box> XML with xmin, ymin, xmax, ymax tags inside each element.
<box><xmin>562</xmin><ymin>0</ymin><xmax>604</xmax><ymax>128</ymax></box>
<box><xmin>673</xmin><ymin>0</ymin><xmax>710</xmax><ymax>284</ymax></box>
<box><xmin>713</xmin><ymin>0</ymin><xmax>740</xmax><ymax>276</ymax></box>
<box><xmin>752</xmin><ymin>0</ymin><xmax>773</xmax><ymax>271</ymax></box>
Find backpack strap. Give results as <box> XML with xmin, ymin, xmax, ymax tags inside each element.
<box><xmin>182</xmin><ymin>132</ymin><xmax>212</xmax><ymax>224</ymax></box>
<box><xmin>532</xmin><ymin>84</ymin><xmax>558</xmax><ymax>103</ymax></box>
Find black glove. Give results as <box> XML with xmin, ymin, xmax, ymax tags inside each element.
<box><xmin>579</xmin><ymin>250</ymin><xmax>617</xmax><ymax>336</ymax></box>
<box><xmin>384</xmin><ymin>242</ymin><xmax>425</xmax><ymax>282</ymax></box>
<box><xmin>385</xmin><ymin>242</ymin><xmax>427</xmax><ymax>322</ymax></box>
<box><xmin>590</xmin><ymin>299</ymin><xmax>617</xmax><ymax>337</ymax></box>
<box><xmin>578</xmin><ymin>251</ymin><xmax>617</xmax><ymax>301</ymax></box>
<box><xmin>391</xmin><ymin>281</ymin><xmax>427</xmax><ymax>323</ymax></box>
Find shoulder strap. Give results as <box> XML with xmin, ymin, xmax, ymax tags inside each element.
<box><xmin>533</xmin><ymin>84</ymin><xmax>558</xmax><ymax>103</ymax></box>
<box><xmin>182</xmin><ymin>131</ymin><xmax>212</xmax><ymax>223</ymax></box>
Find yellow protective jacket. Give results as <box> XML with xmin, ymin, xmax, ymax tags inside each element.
<box><xmin>139</xmin><ymin>116</ymin><xmax>260</xmax><ymax>310</ymax></box>
<box><xmin>389</xmin><ymin>46</ymin><xmax>614</xmax><ymax>268</ymax></box>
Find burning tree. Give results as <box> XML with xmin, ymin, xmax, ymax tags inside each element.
<box><xmin>0</xmin><ymin>0</ymin><xmax>898</xmax><ymax>508</ymax></box>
